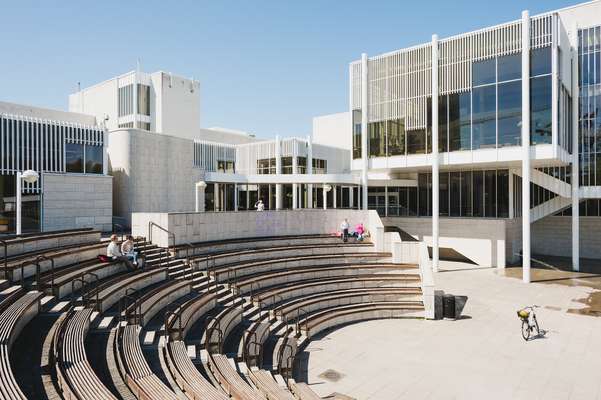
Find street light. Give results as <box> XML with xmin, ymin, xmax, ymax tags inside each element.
<box><xmin>16</xmin><ymin>170</ymin><xmax>39</xmax><ymax>235</ymax></box>
<box><xmin>323</xmin><ymin>184</ymin><xmax>332</xmax><ymax>210</ymax></box>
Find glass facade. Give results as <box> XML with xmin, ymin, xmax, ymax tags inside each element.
<box><xmin>0</xmin><ymin>175</ymin><xmax>41</xmax><ymax>234</ymax></box>
<box><xmin>352</xmin><ymin>110</ymin><xmax>362</xmax><ymax>159</ymax></box>
<box><xmin>578</xmin><ymin>26</ymin><xmax>601</xmax><ymax>186</ymax></box>
<box><xmin>66</xmin><ymin>143</ymin><xmax>104</xmax><ymax>174</ymax></box>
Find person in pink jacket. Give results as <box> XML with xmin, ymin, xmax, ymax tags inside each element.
<box><xmin>355</xmin><ymin>223</ymin><xmax>365</xmax><ymax>241</ymax></box>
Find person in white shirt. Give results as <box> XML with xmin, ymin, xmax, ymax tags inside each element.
<box><xmin>255</xmin><ymin>199</ymin><xmax>265</xmax><ymax>211</ymax></box>
<box><xmin>107</xmin><ymin>234</ymin><xmax>135</xmax><ymax>271</ymax></box>
<box><xmin>340</xmin><ymin>218</ymin><xmax>350</xmax><ymax>242</ymax></box>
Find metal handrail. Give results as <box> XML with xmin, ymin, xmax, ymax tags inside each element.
<box><xmin>278</xmin><ymin>343</ymin><xmax>294</xmax><ymax>379</ymax></box>
<box><xmin>119</xmin><ymin>292</ymin><xmax>137</xmax><ymax>324</ymax></box>
<box><xmin>247</xmin><ymin>340</ymin><xmax>263</xmax><ymax>367</ymax></box>
<box><xmin>19</xmin><ymin>260</ymin><xmax>36</xmax><ymax>288</ymax></box>
<box><xmin>204</xmin><ymin>316</ymin><xmax>223</xmax><ymax>353</ymax></box>
<box><xmin>295</xmin><ymin>307</ymin><xmax>309</xmax><ymax>337</ymax></box>
<box><xmin>71</xmin><ymin>277</ymin><xmax>85</xmax><ymax>305</ymax></box>
<box><xmin>82</xmin><ymin>272</ymin><xmax>100</xmax><ymax>310</ymax></box>
<box><xmin>1</xmin><ymin>240</ymin><xmax>7</xmax><ymax>281</ymax></box>
<box><xmin>35</xmin><ymin>255</ymin><xmax>55</xmax><ymax>292</ymax></box>
<box><xmin>242</xmin><ymin>330</ymin><xmax>258</xmax><ymax>363</ymax></box>
<box><xmin>164</xmin><ymin>309</ymin><xmax>181</xmax><ymax>341</ymax></box>
<box><xmin>148</xmin><ymin>222</ymin><xmax>176</xmax><ymax>250</ymax></box>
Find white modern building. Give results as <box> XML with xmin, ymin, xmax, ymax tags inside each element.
<box><xmin>340</xmin><ymin>1</ymin><xmax>601</xmax><ymax>280</ymax></box>
<box><xmin>0</xmin><ymin>101</ymin><xmax>112</xmax><ymax>234</ymax></box>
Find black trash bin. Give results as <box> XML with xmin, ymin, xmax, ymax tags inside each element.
<box><xmin>443</xmin><ymin>294</ymin><xmax>456</xmax><ymax>320</ymax></box>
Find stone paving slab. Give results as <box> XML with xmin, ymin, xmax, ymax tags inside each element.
<box><xmin>303</xmin><ymin>266</ymin><xmax>601</xmax><ymax>400</ymax></box>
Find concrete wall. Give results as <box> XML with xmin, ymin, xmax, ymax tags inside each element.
<box><xmin>108</xmin><ymin>129</ymin><xmax>203</xmax><ymax>225</ymax></box>
<box><xmin>312</xmin><ymin>112</ymin><xmax>351</xmax><ymax>151</ymax></box>
<box><xmin>532</xmin><ymin>215</ymin><xmax>601</xmax><ymax>260</ymax></box>
<box><xmin>154</xmin><ymin>71</ymin><xmax>201</xmax><ymax>140</ymax></box>
<box><xmin>42</xmin><ymin>173</ymin><xmax>113</xmax><ymax>232</ymax></box>
<box><xmin>383</xmin><ymin>217</ymin><xmax>508</xmax><ymax>268</ymax></box>
<box><xmin>132</xmin><ymin>209</ymin><xmax>379</xmax><ymax>248</ymax></box>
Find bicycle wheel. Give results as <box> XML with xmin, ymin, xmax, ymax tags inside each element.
<box><xmin>533</xmin><ymin>316</ymin><xmax>540</xmax><ymax>337</ymax></box>
<box><xmin>521</xmin><ymin>320</ymin><xmax>530</xmax><ymax>341</ymax></box>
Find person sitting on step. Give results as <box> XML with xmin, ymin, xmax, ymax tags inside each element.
<box><xmin>107</xmin><ymin>234</ymin><xmax>136</xmax><ymax>271</ymax></box>
<box><xmin>121</xmin><ymin>234</ymin><xmax>140</xmax><ymax>268</ymax></box>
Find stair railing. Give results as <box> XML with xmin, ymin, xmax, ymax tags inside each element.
<box><xmin>1</xmin><ymin>240</ymin><xmax>7</xmax><ymax>281</ymax></box>
<box><xmin>35</xmin><ymin>255</ymin><xmax>55</xmax><ymax>292</ymax></box>
<box><xmin>295</xmin><ymin>307</ymin><xmax>308</xmax><ymax>337</ymax></box>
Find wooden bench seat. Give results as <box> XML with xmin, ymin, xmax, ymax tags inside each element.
<box><xmin>234</xmin><ymin>264</ymin><xmax>420</xmax><ymax>296</ymax></box>
<box><xmin>89</xmin><ymin>268</ymin><xmax>169</xmax><ymax>313</ymax></box>
<box><xmin>172</xmin><ymin>234</ymin><xmax>356</xmax><ymax>258</ymax></box>
<box><xmin>298</xmin><ymin>302</ymin><xmax>425</xmax><ymax>339</ymax></box>
<box><xmin>55</xmin><ymin>308</ymin><xmax>117</xmax><ymax>399</ymax></box>
<box><xmin>188</xmin><ymin>242</ymin><xmax>374</xmax><ymax>271</ymax></box>
<box><xmin>203</xmin><ymin>304</ymin><xmax>244</xmax><ymax>353</ymax></box>
<box><xmin>211</xmin><ymin>252</ymin><xmax>392</xmax><ymax>284</ymax></box>
<box><xmin>253</xmin><ymin>274</ymin><xmax>421</xmax><ymax>307</ymax></box>
<box><xmin>0</xmin><ymin>228</ymin><xmax>99</xmax><ymax>259</ymax></box>
<box><xmin>208</xmin><ymin>354</ymin><xmax>266</xmax><ymax>400</ymax></box>
<box><xmin>249</xmin><ymin>368</ymin><xmax>295</xmax><ymax>400</ymax></box>
<box><xmin>274</xmin><ymin>287</ymin><xmax>423</xmax><ymax>322</ymax></box>
<box><xmin>4</xmin><ymin>241</ymin><xmax>108</xmax><ymax>282</ymax></box>
<box><xmin>0</xmin><ymin>290</ymin><xmax>42</xmax><ymax>400</ymax></box>
<box><xmin>165</xmin><ymin>340</ymin><xmax>229</xmax><ymax>400</ymax></box>
<box><xmin>166</xmin><ymin>290</ymin><xmax>219</xmax><ymax>341</ymax></box>
<box><xmin>116</xmin><ymin>324</ymin><xmax>178</xmax><ymax>400</ymax></box>
<box><xmin>125</xmin><ymin>279</ymin><xmax>192</xmax><ymax>326</ymax></box>
<box><xmin>288</xmin><ymin>379</ymin><xmax>321</xmax><ymax>400</ymax></box>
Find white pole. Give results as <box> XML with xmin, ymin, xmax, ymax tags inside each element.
<box><xmin>571</xmin><ymin>29</ymin><xmax>580</xmax><ymax>272</ymax></box>
<box><xmin>361</xmin><ymin>53</ymin><xmax>369</xmax><ymax>210</ymax></box>
<box><xmin>16</xmin><ymin>172</ymin><xmax>22</xmax><ymax>235</ymax></box>
<box><xmin>431</xmin><ymin>34</ymin><xmax>440</xmax><ymax>273</ymax></box>
<box><xmin>306</xmin><ymin>135</ymin><xmax>313</xmax><ymax>209</ymax></box>
<box><xmin>275</xmin><ymin>135</ymin><xmax>282</xmax><ymax>210</ymax></box>
<box><xmin>521</xmin><ymin>10</ymin><xmax>531</xmax><ymax>283</ymax></box>
<box><xmin>234</xmin><ymin>183</ymin><xmax>239</xmax><ymax>212</ymax></box>
<box><xmin>323</xmin><ymin>186</ymin><xmax>327</xmax><ymax>210</ymax></box>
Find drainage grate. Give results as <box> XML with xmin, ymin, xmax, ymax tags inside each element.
<box><xmin>318</xmin><ymin>369</ymin><xmax>344</xmax><ymax>382</ymax></box>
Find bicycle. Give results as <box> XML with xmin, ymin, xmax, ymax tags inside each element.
<box><xmin>517</xmin><ymin>305</ymin><xmax>540</xmax><ymax>341</ymax></box>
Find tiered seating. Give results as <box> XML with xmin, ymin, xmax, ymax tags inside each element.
<box><xmin>54</xmin><ymin>308</ymin><xmax>118</xmax><ymax>399</ymax></box>
<box><xmin>164</xmin><ymin>340</ymin><xmax>229</xmax><ymax>400</ymax></box>
<box><xmin>124</xmin><ymin>279</ymin><xmax>193</xmax><ymax>326</ymax></box>
<box><xmin>0</xmin><ymin>228</ymin><xmax>100</xmax><ymax>259</ymax></box>
<box><xmin>115</xmin><ymin>324</ymin><xmax>178</xmax><ymax>400</ymax></box>
<box><xmin>288</xmin><ymin>379</ymin><xmax>321</xmax><ymax>400</ymax></box>
<box><xmin>248</xmin><ymin>367</ymin><xmax>295</xmax><ymax>400</ymax></box>
<box><xmin>0</xmin><ymin>290</ymin><xmax>43</xmax><ymax>399</ymax></box>
<box><xmin>208</xmin><ymin>353</ymin><xmax>265</xmax><ymax>399</ymax></box>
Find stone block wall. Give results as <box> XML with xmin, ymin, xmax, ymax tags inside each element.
<box><xmin>42</xmin><ymin>173</ymin><xmax>113</xmax><ymax>232</ymax></box>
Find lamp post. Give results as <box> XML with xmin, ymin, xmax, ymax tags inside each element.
<box><xmin>323</xmin><ymin>184</ymin><xmax>332</xmax><ymax>210</ymax></box>
<box><xmin>196</xmin><ymin>181</ymin><xmax>207</xmax><ymax>212</ymax></box>
<box><xmin>16</xmin><ymin>170</ymin><xmax>39</xmax><ymax>235</ymax></box>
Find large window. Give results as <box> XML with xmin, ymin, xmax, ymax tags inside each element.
<box><xmin>448</xmin><ymin>93</ymin><xmax>471</xmax><ymax>151</ymax></box>
<box><xmin>312</xmin><ymin>158</ymin><xmax>327</xmax><ymax>174</ymax></box>
<box><xmin>85</xmin><ymin>145</ymin><xmax>103</xmax><ymax>174</ymax></box>
<box><xmin>387</xmin><ymin>119</ymin><xmax>405</xmax><ymax>156</ymax></box>
<box><xmin>407</xmin><ymin>129</ymin><xmax>426</xmax><ymax>154</ymax></box>
<box><xmin>118</xmin><ymin>84</ymin><xmax>134</xmax><ymax>117</ymax></box>
<box><xmin>66</xmin><ymin>143</ymin><xmax>84</xmax><ymax>173</ymax></box>
<box><xmin>137</xmin><ymin>84</ymin><xmax>151</xmax><ymax>116</ymax></box>
<box><xmin>473</xmin><ymin>59</ymin><xmax>496</xmax><ymax>86</ymax></box>
<box><xmin>352</xmin><ymin>110</ymin><xmax>362</xmax><ymax>159</ymax></box>
<box><xmin>472</xmin><ymin>85</ymin><xmax>496</xmax><ymax>149</ymax></box>
<box><xmin>217</xmin><ymin>160</ymin><xmax>235</xmax><ymax>173</ymax></box>
<box><xmin>530</xmin><ymin>75</ymin><xmax>552</xmax><ymax>145</ymax></box>
<box><xmin>498</xmin><ymin>80</ymin><xmax>522</xmax><ymax>147</ymax></box>
<box><xmin>281</xmin><ymin>157</ymin><xmax>293</xmax><ymax>174</ymax></box>
<box><xmin>369</xmin><ymin>121</ymin><xmax>386</xmax><ymax>157</ymax></box>
<box><xmin>257</xmin><ymin>158</ymin><xmax>276</xmax><ymax>174</ymax></box>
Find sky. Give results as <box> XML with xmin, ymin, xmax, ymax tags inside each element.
<box><xmin>0</xmin><ymin>0</ymin><xmax>577</xmax><ymax>139</ymax></box>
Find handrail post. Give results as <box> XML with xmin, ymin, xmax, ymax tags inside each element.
<box><xmin>1</xmin><ymin>240</ymin><xmax>7</xmax><ymax>281</ymax></box>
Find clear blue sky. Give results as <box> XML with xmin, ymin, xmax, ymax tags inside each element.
<box><xmin>0</xmin><ymin>0</ymin><xmax>575</xmax><ymax>138</ymax></box>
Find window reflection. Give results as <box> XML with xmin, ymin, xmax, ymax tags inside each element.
<box><xmin>472</xmin><ymin>59</ymin><xmax>496</xmax><ymax>86</ymax></box>
<box><xmin>472</xmin><ymin>85</ymin><xmax>496</xmax><ymax>149</ymax></box>
<box><xmin>530</xmin><ymin>75</ymin><xmax>552</xmax><ymax>144</ymax></box>
<box><xmin>498</xmin><ymin>80</ymin><xmax>522</xmax><ymax>147</ymax></box>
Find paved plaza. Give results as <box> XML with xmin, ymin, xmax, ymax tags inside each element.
<box><xmin>300</xmin><ymin>261</ymin><xmax>601</xmax><ymax>400</ymax></box>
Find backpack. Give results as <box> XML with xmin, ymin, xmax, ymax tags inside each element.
<box><xmin>98</xmin><ymin>254</ymin><xmax>111</xmax><ymax>263</ymax></box>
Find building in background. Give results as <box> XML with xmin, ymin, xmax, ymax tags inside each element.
<box><xmin>0</xmin><ymin>101</ymin><xmax>112</xmax><ymax>234</ymax></box>
<box><xmin>344</xmin><ymin>1</ymin><xmax>601</xmax><ymax>277</ymax></box>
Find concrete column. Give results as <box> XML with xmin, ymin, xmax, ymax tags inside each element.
<box><xmin>521</xmin><ymin>10</ymin><xmax>532</xmax><ymax>283</ymax></box>
<box><xmin>292</xmin><ymin>139</ymin><xmax>298</xmax><ymax>209</ymax></box>
<box><xmin>431</xmin><ymin>34</ymin><xmax>440</xmax><ymax>273</ymax></box>
<box><xmin>509</xmin><ymin>171</ymin><xmax>514</xmax><ymax>219</ymax></box>
<box><xmin>214</xmin><ymin>183</ymin><xmax>219</xmax><ymax>211</ymax></box>
<box><xmin>333</xmin><ymin>186</ymin><xmax>337</xmax><ymax>209</ymax></box>
<box><xmin>307</xmin><ymin>135</ymin><xmax>313</xmax><ymax>208</ymax></box>
<box><xmin>234</xmin><ymin>183</ymin><xmax>239</xmax><ymax>212</ymax></box>
<box><xmin>275</xmin><ymin>135</ymin><xmax>282</xmax><ymax>210</ymax></box>
<box><xmin>349</xmin><ymin>186</ymin><xmax>354</xmax><ymax>208</ymax></box>
<box><xmin>384</xmin><ymin>185</ymin><xmax>389</xmax><ymax>217</ymax></box>
<box><xmin>16</xmin><ymin>172</ymin><xmax>22</xmax><ymax>235</ymax></box>
<box><xmin>361</xmin><ymin>53</ymin><xmax>369</xmax><ymax>210</ymax></box>
<box><xmin>195</xmin><ymin>182</ymin><xmax>206</xmax><ymax>212</ymax></box>
<box><xmin>246</xmin><ymin>184</ymin><xmax>250</xmax><ymax>210</ymax></box>
<box><xmin>323</xmin><ymin>186</ymin><xmax>328</xmax><ymax>210</ymax></box>
<box><xmin>571</xmin><ymin>34</ymin><xmax>580</xmax><ymax>272</ymax></box>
